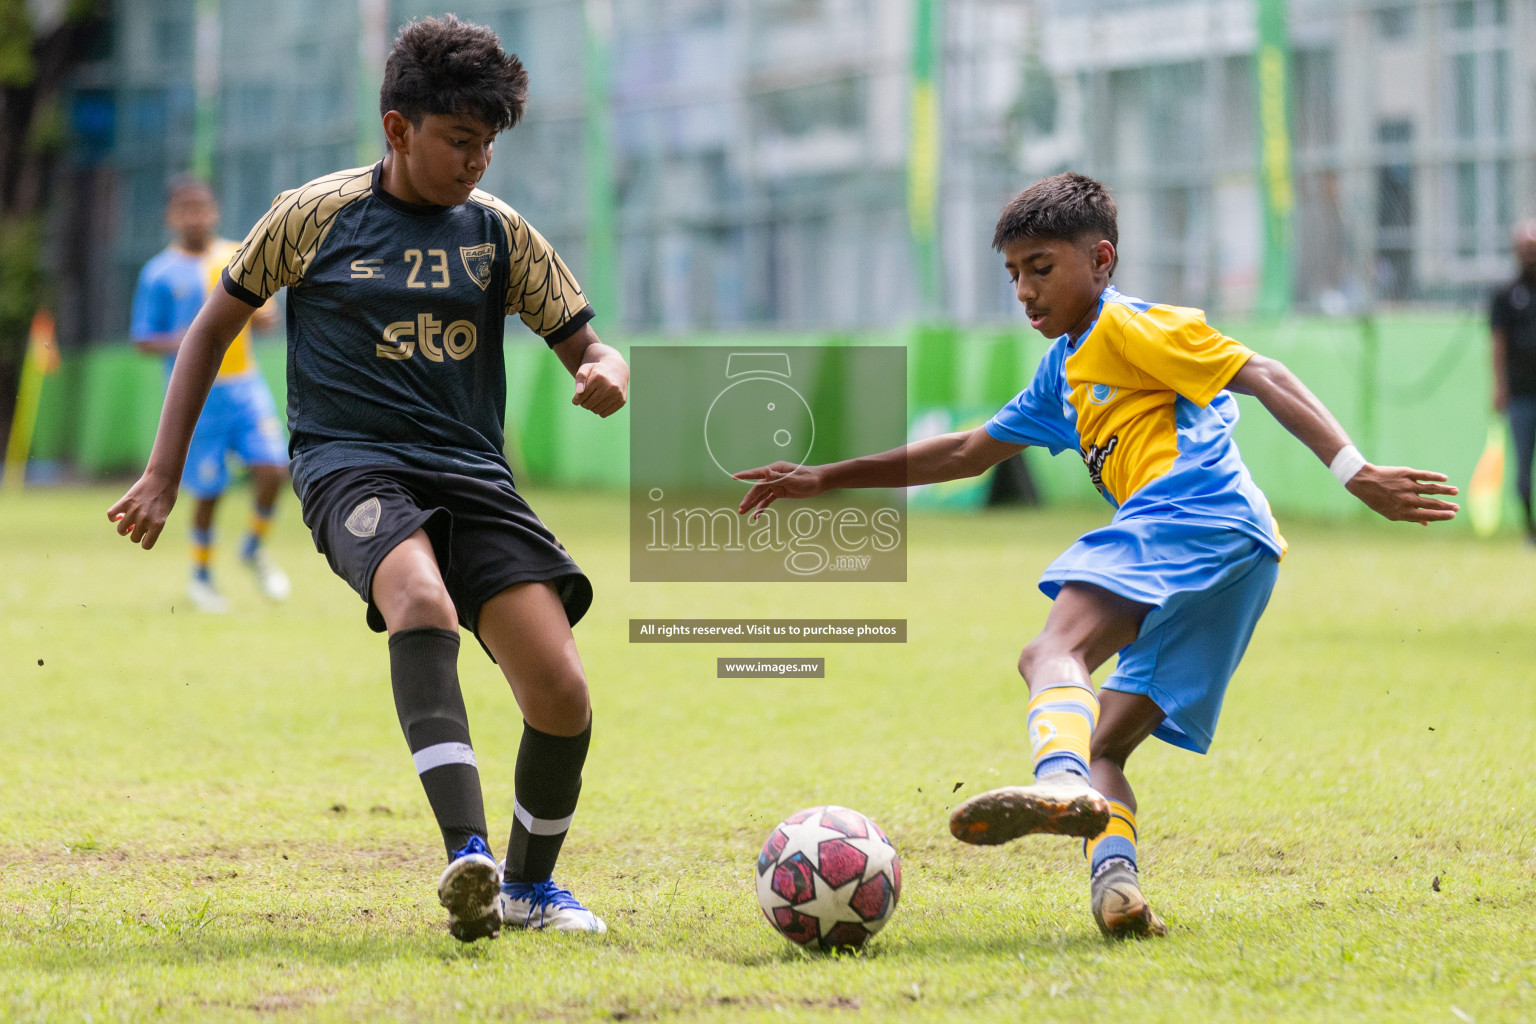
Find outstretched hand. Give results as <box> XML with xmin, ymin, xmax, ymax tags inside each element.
<box><xmin>735</xmin><ymin>462</ymin><xmax>826</xmax><ymax>519</ymax></box>
<box><xmin>107</xmin><ymin>471</ymin><xmax>180</xmax><ymax>549</ymax></box>
<box><xmin>1346</xmin><ymin>465</ymin><xmax>1459</xmax><ymax>524</ymax></box>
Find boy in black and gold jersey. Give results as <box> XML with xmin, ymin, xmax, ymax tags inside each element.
<box><xmin>109</xmin><ymin>16</ymin><xmax>626</xmax><ymax>941</ymax></box>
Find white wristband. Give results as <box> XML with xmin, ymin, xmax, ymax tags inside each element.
<box><xmin>1329</xmin><ymin>444</ymin><xmax>1367</xmax><ymax>485</ymax></box>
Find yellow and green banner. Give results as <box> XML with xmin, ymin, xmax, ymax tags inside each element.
<box><xmin>908</xmin><ymin>0</ymin><xmax>943</xmax><ymax>314</ymax></box>
<box><xmin>1256</xmin><ymin>0</ymin><xmax>1294</xmax><ymax>318</ymax></box>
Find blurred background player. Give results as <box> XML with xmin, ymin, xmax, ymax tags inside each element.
<box><xmin>1490</xmin><ymin>220</ymin><xmax>1536</xmax><ymax>545</ymax></box>
<box><xmin>130</xmin><ymin>176</ymin><xmax>290</xmax><ymax>611</ymax></box>
<box><xmin>736</xmin><ymin>172</ymin><xmax>1459</xmax><ymax>940</ymax></box>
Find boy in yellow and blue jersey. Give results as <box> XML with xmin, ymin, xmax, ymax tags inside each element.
<box><xmin>131</xmin><ymin>178</ymin><xmax>290</xmax><ymax>612</ymax></box>
<box><xmin>737</xmin><ymin>173</ymin><xmax>1460</xmax><ymax>939</ymax></box>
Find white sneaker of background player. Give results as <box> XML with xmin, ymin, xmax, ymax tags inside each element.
<box><xmin>244</xmin><ymin>551</ymin><xmax>291</xmax><ymax>601</ymax></box>
<box><xmin>187</xmin><ymin>575</ymin><xmax>230</xmax><ymax>614</ymax></box>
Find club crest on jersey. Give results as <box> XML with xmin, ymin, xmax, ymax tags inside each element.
<box><xmin>460</xmin><ymin>243</ymin><xmax>495</xmax><ymax>291</ymax></box>
<box><xmin>1088</xmin><ymin>383</ymin><xmax>1119</xmax><ymax>405</ymax></box>
<box><xmin>345</xmin><ymin>497</ymin><xmax>382</xmax><ymax>538</ymax></box>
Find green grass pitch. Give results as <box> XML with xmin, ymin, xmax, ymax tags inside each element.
<box><xmin>2</xmin><ymin>485</ymin><xmax>1533</xmax><ymax>1022</ymax></box>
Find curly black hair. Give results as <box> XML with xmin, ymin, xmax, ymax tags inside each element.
<box><xmin>165</xmin><ymin>173</ymin><xmax>213</xmax><ymax>204</ymax></box>
<box><xmin>379</xmin><ymin>14</ymin><xmax>529</xmax><ymax>132</ymax></box>
<box><xmin>992</xmin><ymin>172</ymin><xmax>1118</xmax><ymax>269</ymax></box>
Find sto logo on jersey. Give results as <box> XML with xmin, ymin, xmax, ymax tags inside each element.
<box><xmin>377</xmin><ymin>314</ymin><xmax>478</xmax><ymax>362</ymax></box>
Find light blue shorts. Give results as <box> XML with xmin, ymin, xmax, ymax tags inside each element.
<box><xmin>183</xmin><ymin>375</ymin><xmax>287</xmax><ymax>499</ymax></box>
<box><xmin>1039</xmin><ymin>520</ymin><xmax>1280</xmax><ymax>754</ymax></box>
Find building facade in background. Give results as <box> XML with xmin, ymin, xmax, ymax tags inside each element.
<box><xmin>53</xmin><ymin>0</ymin><xmax>1536</xmax><ymax>346</ymax></box>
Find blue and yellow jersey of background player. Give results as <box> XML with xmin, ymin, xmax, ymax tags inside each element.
<box><xmin>129</xmin><ymin>178</ymin><xmax>291</xmax><ymax>612</ymax></box>
<box><xmin>735</xmin><ymin>172</ymin><xmax>1460</xmax><ymax>941</ymax></box>
<box><xmin>132</xmin><ymin>236</ymin><xmax>260</xmax><ymax>378</ymax></box>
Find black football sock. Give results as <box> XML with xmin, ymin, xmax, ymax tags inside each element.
<box><xmin>504</xmin><ymin>719</ymin><xmax>590</xmax><ymax>885</ymax></box>
<box><xmin>388</xmin><ymin>626</ymin><xmax>489</xmax><ymax>859</ymax></box>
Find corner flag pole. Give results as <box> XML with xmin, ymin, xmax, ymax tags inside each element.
<box><xmin>3</xmin><ymin>310</ymin><xmax>59</xmax><ymax>494</ymax></box>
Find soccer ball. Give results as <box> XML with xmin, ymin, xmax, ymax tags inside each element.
<box><xmin>755</xmin><ymin>805</ymin><xmax>901</xmax><ymax>952</ymax></box>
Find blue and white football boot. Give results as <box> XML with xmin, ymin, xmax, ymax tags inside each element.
<box><xmin>499</xmin><ymin>873</ymin><xmax>607</xmax><ymax>933</ymax></box>
<box><xmin>438</xmin><ymin>835</ymin><xmax>503</xmax><ymax>942</ymax></box>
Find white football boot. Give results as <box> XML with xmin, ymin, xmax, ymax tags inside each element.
<box><xmin>439</xmin><ymin>837</ymin><xmax>503</xmax><ymax>942</ymax></box>
<box><xmin>499</xmin><ymin>875</ymin><xmax>607</xmax><ymax>933</ymax></box>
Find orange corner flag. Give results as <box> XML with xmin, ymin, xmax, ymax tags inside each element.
<box><xmin>3</xmin><ymin>309</ymin><xmax>59</xmax><ymax>493</ymax></box>
<box><xmin>1468</xmin><ymin>420</ymin><xmax>1505</xmax><ymax>539</ymax></box>
<box><xmin>29</xmin><ymin>309</ymin><xmax>59</xmax><ymax>374</ymax></box>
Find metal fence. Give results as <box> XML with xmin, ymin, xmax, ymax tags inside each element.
<box><xmin>53</xmin><ymin>0</ymin><xmax>1536</xmax><ymax>348</ymax></box>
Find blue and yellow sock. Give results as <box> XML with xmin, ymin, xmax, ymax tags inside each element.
<box><xmin>241</xmin><ymin>503</ymin><xmax>275</xmax><ymax>561</ymax></box>
<box><xmin>191</xmin><ymin>526</ymin><xmax>215</xmax><ymax>582</ymax></box>
<box><xmin>1027</xmin><ymin>683</ymin><xmax>1098</xmax><ymax>780</ymax></box>
<box><xmin>1085</xmin><ymin>799</ymin><xmax>1138</xmax><ymax>874</ymax></box>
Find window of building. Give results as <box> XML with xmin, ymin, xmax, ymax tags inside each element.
<box><xmin>1442</xmin><ymin>0</ymin><xmax>1517</xmax><ymax>264</ymax></box>
<box><xmin>1374</xmin><ymin>5</ymin><xmax>1413</xmax><ymax>40</ymax></box>
<box><xmin>1292</xmin><ymin>49</ymin><xmax>1336</xmax><ymax>150</ymax></box>
<box><xmin>759</xmin><ymin>0</ymin><xmax>823</xmax><ymax>24</ymax></box>
<box><xmin>753</xmin><ymin>76</ymin><xmax>864</xmax><ymax>137</ymax></box>
<box><xmin>153</xmin><ymin>17</ymin><xmax>193</xmax><ymax>64</ymax></box>
<box><xmin>1448</xmin><ymin>0</ymin><xmax>1508</xmax><ymax>29</ymax></box>
<box><xmin>1376</xmin><ymin>119</ymin><xmax>1415</xmax><ymax>298</ymax></box>
<box><xmin>1378</xmin><ymin>163</ymin><xmax>1414</xmax><ymax>234</ymax></box>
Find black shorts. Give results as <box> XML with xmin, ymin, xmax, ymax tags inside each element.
<box><xmin>301</xmin><ymin>465</ymin><xmax>592</xmax><ymax>642</ymax></box>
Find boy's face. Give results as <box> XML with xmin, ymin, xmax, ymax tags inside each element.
<box><xmin>167</xmin><ymin>188</ymin><xmax>218</xmax><ymax>251</ymax></box>
<box><xmin>387</xmin><ymin>112</ymin><xmax>497</xmax><ymax>206</ymax></box>
<box><xmin>1002</xmin><ymin>236</ymin><xmax>1115</xmax><ymax>341</ymax></box>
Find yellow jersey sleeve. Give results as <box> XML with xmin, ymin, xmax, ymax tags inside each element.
<box><xmin>479</xmin><ymin>194</ymin><xmax>591</xmax><ymax>340</ymax></box>
<box><xmin>1114</xmin><ymin>304</ymin><xmax>1254</xmax><ymax>408</ymax></box>
<box><xmin>225</xmin><ymin>167</ymin><xmax>373</xmax><ymax>304</ymax></box>
<box><xmin>506</xmin><ymin>219</ymin><xmax>588</xmax><ymax>337</ymax></box>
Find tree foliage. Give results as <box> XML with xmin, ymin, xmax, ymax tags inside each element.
<box><xmin>0</xmin><ymin>0</ymin><xmax>108</xmax><ymax>446</ymax></box>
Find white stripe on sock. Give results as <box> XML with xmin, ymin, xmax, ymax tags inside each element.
<box><xmin>412</xmin><ymin>741</ymin><xmax>477</xmax><ymax>774</ymax></box>
<box><xmin>513</xmin><ymin>798</ymin><xmax>573</xmax><ymax>836</ymax></box>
